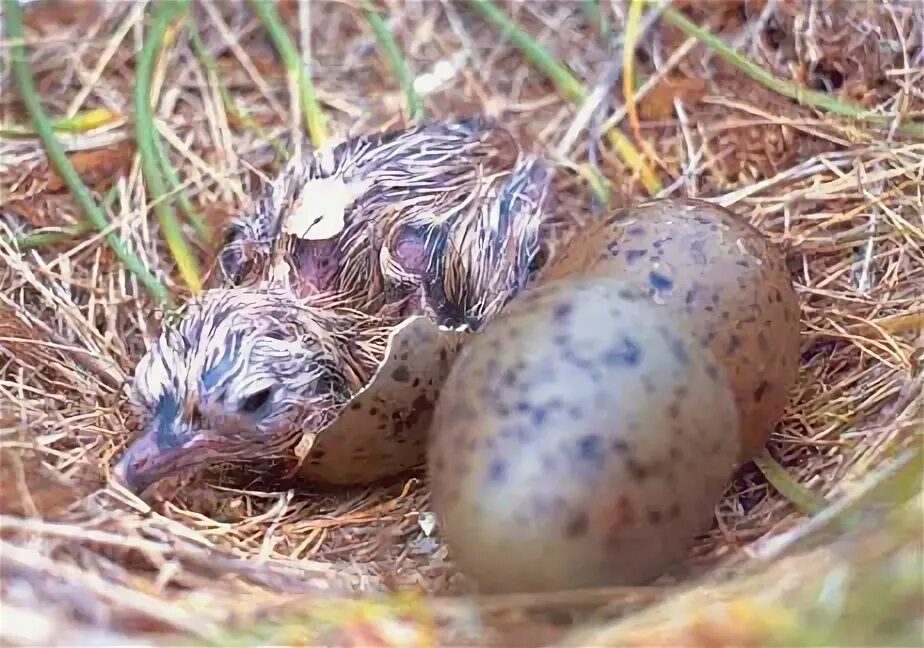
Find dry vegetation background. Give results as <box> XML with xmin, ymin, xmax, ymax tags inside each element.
<box><xmin>0</xmin><ymin>0</ymin><xmax>922</xmax><ymax>646</ymax></box>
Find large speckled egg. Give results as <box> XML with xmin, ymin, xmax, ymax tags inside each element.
<box><xmin>542</xmin><ymin>198</ymin><xmax>800</xmax><ymax>463</ymax></box>
<box><xmin>428</xmin><ymin>277</ymin><xmax>740</xmax><ymax>594</ymax></box>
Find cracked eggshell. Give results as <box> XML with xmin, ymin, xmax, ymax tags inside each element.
<box><xmin>296</xmin><ymin>315</ymin><xmax>470</xmax><ymax>485</ymax></box>
<box><xmin>428</xmin><ymin>277</ymin><xmax>740</xmax><ymax>594</ymax></box>
<box><xmin>543</xmin><ymin>198</ymin><xmax>801</xmax><ymax>463</ymax></box>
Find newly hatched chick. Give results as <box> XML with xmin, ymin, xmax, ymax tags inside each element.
<box><xmin>115</xmin><ymin>155</ymin><xmax>556</xmax><ymax>493</ymax></box>
<box><xmin>115</xmin><ymin>119</ymin><xmax>558</xmax><ymax>493</ymax></box>
<box><xmin>419</xmin><ymin>155</ymin><xmax>554</xmax><ymax>331</ymax></box>
<box><xmin>113</xmin><ymin>287</ymin><xmax>394</xmax><ymax>493</ymax></box>
<box><xmin>218</xmin><ymin>117</ymin><xmax>519</xmax><ymax>312</ymax></box>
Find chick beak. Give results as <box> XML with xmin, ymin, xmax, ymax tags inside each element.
<box><xmin>112</xmin><ymin>426</ymin><xmax>216</xmax><ymax>494</ymax></box>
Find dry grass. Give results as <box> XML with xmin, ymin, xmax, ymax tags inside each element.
<box><xmin>1</xmin><ymin>1</ymin><xmax>922</xmax><ymax>645</ymax></box>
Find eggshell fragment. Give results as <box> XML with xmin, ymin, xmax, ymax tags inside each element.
<box><xmin>428</xmin><ymin>277</ymin><xmax>740</xmax><ymax>593</ymax></box>
<box><xmin>297</xmin><ymin>315</ymin><xmax>469</xmax><ymax>484</ymax></box>
<box><xmin>543</xmin><ymin>198</ymin><xmax>800</xmax><ymax>463</ymax></box>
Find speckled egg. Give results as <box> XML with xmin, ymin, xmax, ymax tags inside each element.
<box><xmin>542</xmin><ymin>198</ymin><xmax>800</xmax><ymax>463</ymax></box>
<box><xmin>428</xmin><ymin>277</ymin><xmax>740</xmax><ymax>594</ymax></box>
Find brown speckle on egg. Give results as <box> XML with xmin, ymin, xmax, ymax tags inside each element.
<box><xmin>565</xmin><ymin>511</ymin><xmax>589</xmax><ymax>538</ymax></box>
<box><xmin>390</xmin><ymin>365</ymin><xmax>410</xmax><ymax>382</ymax></box>
<box><xmin>626</xmin><ymin>249</ymin><xmax>648</xmax><ymax>263</ymax></box>
<box><xmin>298</xmin><ymin>316</ymin><xmax>468</xmax><ymax>484</ymax></box>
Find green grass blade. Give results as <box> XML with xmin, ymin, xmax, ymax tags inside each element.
<box><xmin>144</xmin><ymin>3</ymin><xmax>211</xmax><ymax>243</ymax></box>
<box><xmin>0</xmin><ymin>107</ymin><xmax>122</xmax><ymax>137</ymax></box>
<box><xmin>153</xmin><ymin>134</ymin><xmax>213</xmax><ymax>243</ymax></box>
<box><xmin>466</xmin><ymin>0</ymin><xmax>586</xmax><ymax>103</ymax></box>
<box><xmin>3</xmin><ymin>0</ymin><xmax>171</xmax><ymax>305</ymax></box>
<box><xmin>660</xmin><ymin>6</ymin><xmax>924</xmax><ymax>138</ymax></box>
<box><xmin>11</xmin><ymin>223</ymin><xmax>94</xmax><ymax>251</ymax></box>
<box><xmin>134</xmin><ymin>0</ymin><xmax>203</xmax><ymax>294</ymax></box>
<box><xmin>11</xmin><ymin>185</ymin><xmax>121</xmax><ymax>250</ymax></box>
<box><xmin>577</xmin><ymin>162</ymin><xmax>611</xmax><ymax>206</ymax></box>
<box><xmin>249</xmin><ymin>0</ymin><xmax>328</xmax><ymax>147</ymax></box>
<box><xmin>754</xmin><ymin>448</ymin><xmax>831</xmax><ymax>516</ymax></box>
<box><xmin>360</xmin><ymin>0</ymin><xmax>425</xmax><ymax>121</ymax></box>
<box><xmin>466</xmin><ymin>0</ymin><xmax>662</xmax><ymax>194</ymax></box>
<box><xmin>48</xmin><ymin>107</ymin><xmax>121</xmax><ymax>132</ymax></box>
<box><xmin>579</xmin><ymin>0</ymin><xmax>609</xmax><ymax>38</ymax></box>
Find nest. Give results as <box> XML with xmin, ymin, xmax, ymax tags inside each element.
<box><xmin>1</xmin><ymin>1</ymin><xmax>921</xmax><ymax>645</ymax></box>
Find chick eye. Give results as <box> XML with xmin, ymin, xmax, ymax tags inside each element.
<box><xmin>240</xmin><ymin>388</ymin><xmax>272</xmax><ymax>415</ymax></box>
<box><xmin>219</xmin><ymin>247</ymin><xmax>252</xmax><ymax>283</ymax></box>
<box><xmin>314</xmin><ymin>373</ymin><xmax>342</xmax><ymax>395</ymax></box>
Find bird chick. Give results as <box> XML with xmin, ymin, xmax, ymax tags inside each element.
<box><xmin>218</xmin><ymin>117</ymin><xmax>519</xmax><ymax>311</ymax></box>
<box><xmin>419</xmin><ymin>155</ymin><xmax>555</xmax><ymax>331</ymax></box>
<box><xmin>114</xmin><ymin>120</ymin><xmax>558</xmax><ymax>493</ymax></box>
<box><xmin>113</xmin><ymin>286</ymin><xmax>394</xmax><ymax>493</ymax></box>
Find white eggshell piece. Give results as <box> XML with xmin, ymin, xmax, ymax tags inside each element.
<box><xmin>284</xmin><ymin>175</ymin><xmax>373</xmax><ymax>240</ymax></box>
